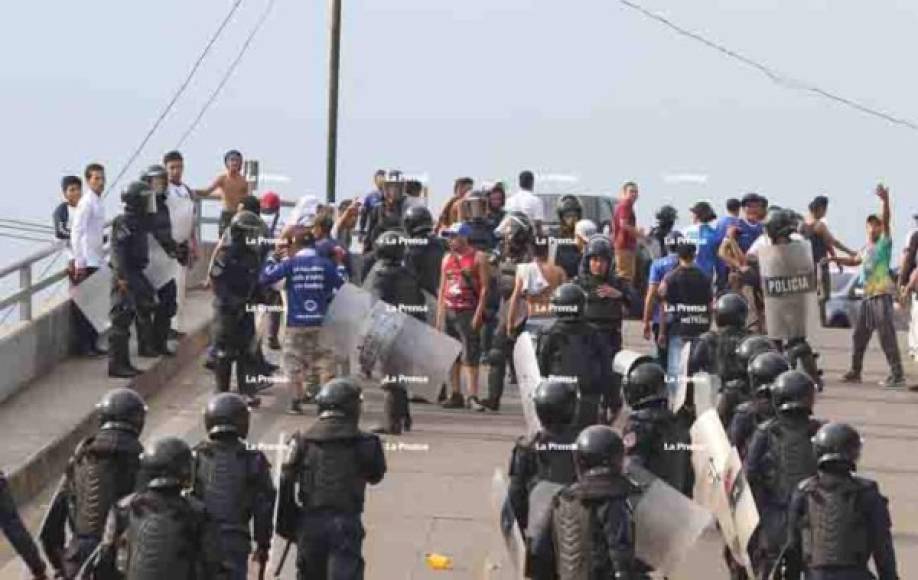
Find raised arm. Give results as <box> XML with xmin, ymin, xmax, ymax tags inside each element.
<box><xmin>878</xmin><ymin>184</ymin><xmax>891</xmax><ymax>237</ymax></box>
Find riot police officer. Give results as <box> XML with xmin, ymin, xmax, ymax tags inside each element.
<box><xmin>745</xmin><ymin>370</ymin><xmax>823</xmax><ymax>579</ymax></box>
<box><xmin>191</xmin><ymin>394</ymin><xmax>276</xmax><ymax>580</ymax></box>
<box><xmin>574</xmin><ymin>235</ymin><xmax>633</xmax><ymax>420</ymax></box>
<box><xmin>85</xmin><ymin>437</ymin><xmax>226</xmax><ymax>580</ymax></box>
<box><xmin>787</xmin><ymin>423</ymin><xmax>899</xmax><ymax>580</ymax></box>
<box><xmin>553</xmin><ymin>195</ymin><xmax>583</xmax><ymax>279</ymax></box>
<box><xmin>210</xmin><ymin>210</ymin><xmax>265</xmax><ymax>408</ymax></box>
<box><xmin>276</xmin><ymin>379</ymin><xmax>387</xmax><ymax>579</ymax></box>
<box><xmin>108</xmin><ymin>181</ymin><xmax>157</xmax><ymax>378</ymax></box>
<box><xmin>691</xmin><ymin>292</ymin><xmax>751</xmax><ymax>387</ymax></box>
<box><xmin>483</xmin><ymin>211</ymin><xmax>534</xmax><ymax>411</ymax></box>
<box><xmin>729</xmin><ymin>351</ymin><xmax>790</xmax><ymax>458</ymax></box>
<box><xmin>403</xmin><ymin>205</ymin><xmax>448</xmax><ymax>300</ymax></box>
<box><xmin>1</xmin><ymin>470</ymin><xmax>48</xmax><ymax>579</ymax></box>
<box><xmin>460</xmin><ymin>190</ymin><xmax>499</xmax><ymax>252</ymax></box>
<box><xmin>621</xmin><ymin>361</ymin><xmax>692</xmax><ymax>497</ymax></box>
<box><xmin>363</xmin><ymin>170</ymin><xmax>409</xmax><ymax>255</ymax></box>
<box><xmin>507</xmin><ymin>379</ymin><xmax>578</xmax><ymax>579</ymax></box>
<box><xmin>39</xmin><ymin>388</ymin><xmax>146</xmax><ymax>578</ymax></box>
<box><xmin>719</xmin><ymin>334</ymin><xmax>778</xmax><ymax>428</ymax></box>
<box><xmin>536</xmin><ymin>283</ymin><xmax>608</xmax><ymax>428</ymax></box>
<box><xmin>363</xmin><ymin>229</ymin><xmax>426</xmax><ymax>434</ymax></box>
<box><xmin>140</xmin><ymin>165</ymin><xmax>189</xmax><ymax>357</ymax></box>
<box><xmin>548</xmin><ymin>426</ymin><xmax>643</xmax><ymax>580</ymax></box>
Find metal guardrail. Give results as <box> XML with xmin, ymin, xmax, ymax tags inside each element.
<box><xmin>0</xmin><ymin>197</ymin><xmax>297</xmax><ymax>324</ymax></box>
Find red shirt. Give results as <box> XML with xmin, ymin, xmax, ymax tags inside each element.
<box><xmin>613</xmin><ymin>197</ymin><xmax>636</xmax><ymax>250</ymax></box>
<box><xmin>443</xmin><ymin>248</ymin><xmax>479</xmax><ymax>311</ymax></box>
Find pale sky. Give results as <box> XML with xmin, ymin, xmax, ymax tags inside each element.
<box><xmin>2</xmin><ymin>0</ymin><xmax>918</xmax><ymax>256</ymax></box>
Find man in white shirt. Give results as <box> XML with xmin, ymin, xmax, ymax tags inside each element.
<box><xmin>164</xmin><ymin>151</ymin><xmax>197</xmax><ymax>335</ymax></box>
<box><xmin>69</xmin><ymin>163</ymin><xmax>108</xmax><ymax>356</ymax></box>
<box><xmin>504</xmin><ymin>170</ymin><xmax>544</xmax><ymax>232</ymax></box>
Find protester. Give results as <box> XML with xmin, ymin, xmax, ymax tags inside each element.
<box><xmin>899</xmin><ymin>213</ymin><xmax>918</xmax><ymax>362</ymax></box>
<box><xmin>612</xmin><ymin>181</ymin><xmax>643</xmax><ymax>282</ymax></box>
<box><xmin>830</xmin><ymin>185</ymin><xmax>905</xmax><ymax>388</ymax></box>
<box><xmin>724</xmin><ymin>197</ymin><xmax>741</xmax><ymax>219</ymax></box>
<box><xmin>642</xmin><ymin>231</ymin><xmax>681</xmax><ymax>364</ymax></box>
<box><xmin>196</xmin><ymin>149</ymin><xmax>250</xmax><ymax>237</ymax></box>
<box><xmin>436</xmin><ymin>177</ymin><xmax>474</xmax><ymax>233</ymax></box>
<box><xmin>800</xmin><ymin>195</ymin><xmax>857</xmax><ymax>326</ymax></box>
<box><xmin>684</xmin><ymin>201</ymin><xmax>718</xmax><ymax>280</ymax></box>
<box><xmin>163</xmin><ymin>151</ymin><xmax>197</xmax><ymax>337</ymax></box>
<box><xmin>358</xmin><ymin>169</ymin><xmax>386</xmax><ymax>239</ymax></box>
<box><xmin>646</xmin><ymin>204</ymin><xmax>678</xmax><ymax>259</ymax></box>
<box><xmin>70</xmin><ymin>163</ymin><xmax>107</xmax><ymax>357</ymax></box>
<box><xmin>486</xmin><ymin>183</ymin><xmax>507</xmax><ymax>233</ymax></box>
<box><xmin>437</xmin><ymin>222</ymin><xmax>490</xmax><ymax>410</ymax></box>
<box><xmin>56</xmin><ymin>175</ymin><xmax>95</xmax><ymax>357</ymax></box>
<box><xmin>509</xmin><ymin>234</ymin><xmax>567</xmax><ymax>320</ymax></box>
<box><xmin>504</xmin><ymin>170</ymin><xmax>544</xmax><ymax>231</ymax></box>
<box><xmin>332</xmin><ymin>198</ymin><xmax>360</xmax><ymax>252</ymax></box>
<box><xmin>260</xmin><ymin>224</ymin><xmax>343</xmax><ymax>414</ymax></box>
<box><xmin>658</xmin><ymin>236</ymin><xmax>713</xmax><ymax>391</ymax></box>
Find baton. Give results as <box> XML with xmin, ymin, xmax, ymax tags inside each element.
<box><xmin>274</xmin><ymin>540</ymin><xmax>292</xmax><ymax>577</ymax></box>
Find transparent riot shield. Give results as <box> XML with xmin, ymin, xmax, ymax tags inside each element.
<box><xmin>690</xmin><ymin>409</ymin><xmax>759</xmax><ymax>576</ymax></box>
<box><xmin>513</xmin><ymin>331</ymin><xmax>543</xmax><ymax>438</ymax></box>
<box><xmin>669</xmin><ymin>340</ymin><xmax>693</xmax><ymax>413</ymax></box>
<box><xmin>758</xmin><ymin>241</ymin><xmax>819</xmax><ymax>341</ymax></box>
<box><xmin>490</xmin><ymin>469</ymin><xmax>526</xmax><ymax>578</ymax></box>
<box><xmin>145</xmin><ymin>235</ymin><xmax>176</xmax><ymax>290</ymax></box>
<box><xmin>69</xmin><ymin>263</ymin><xmax>112</xmax><ymax>334</ymax></box>
<box><xmin>626</xmin><ymin>463</ymin><xmax>713</xmax><ymax>576</ymax></box>
<box><xmin>691</xmin><ymin>372</ymin><xmax>721</xmax><ymax>417</ymax></box>
<box><xmin>319</xmin><ymin>283</ymin><xmax>374</xmax><ymax>361</ymax></box>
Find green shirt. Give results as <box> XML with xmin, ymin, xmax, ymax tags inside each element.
<box><xmin>859</xmin><ymin>235</ymin><xmax>895</xmax><ymax>297</ymax></box>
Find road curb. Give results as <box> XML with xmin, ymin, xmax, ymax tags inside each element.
<box><xmin>6</xmin><ymin>316</ymin><xmax>213</xmax><ymax>506</ymax></box>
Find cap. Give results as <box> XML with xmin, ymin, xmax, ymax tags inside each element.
<box><xmin>442</xmin><ymin>222</ymin><xmax>472</xmax><ymax>238</ymax></box>
<box><xmin>574</xmin><ymin>219</ymin><xmax>597</xmax><ymax>239</ymax></box>
<box><xmin>260</xmin><ymin>191</ymin><xmax>280</xmax><ymax>211</ymax></box>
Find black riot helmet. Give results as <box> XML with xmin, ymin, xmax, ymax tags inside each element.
<box><xmin>121</xmin><ymin>180</ymin><xmax>153</xmax><ymax>216</ymax></box>
<box><xmin>583</xmin><ymin>234</ymin><xmax>613</xmax><ymax>262</ymax></box>
<box><xmin>383</xmin><ymin>170</ymin><xmax>406</xmax><ymax>201</ymax></box>
<box><xmin>374</xmin><ymin>228</ymin><xmax>407</xmax><ymax>263</ymax></box>
<box><xmin>736</xmin><ymin>335</ymin><xmax>776</xmax><ymax>369</ymax></box>
<box><xmin>623</xmin><ymin>362</ymin><xmax>668</xmax><ymax>408</ymax></box>
<box><xmin>142</xmin><ymin>436</ymin><xmax>193</xmax><ymax>490</ymax></box>
<box><xmin>460</xmin><ymin>190</ymin><xmax>489</xmax><ymax>222</ymax></box>
<box><xmin>764</xmin><ymin>208</ymin><xmax>798</xmax><ymax>243</ymax></box>
<box><xmin>142</xmin><ymin>165</ymin><xmax>168</xmax><ymax>196</ymax></box>
<box><xmin>574</xmin><ymin>425</ymin><xmax>625</xmax><ymax>476</ymax></box>
<box><xmin>494</xmin><ymin>211</ymin><xmax>533</xmax><ymax>249</ymax></box>
<box><xmin>533</xmin><ymin>379</ymin><xmax>577</xmax><ymax>427</ymax></box>
<box><xmin>655</xmin><ymin>205</ymin><xmax>678</xmax><ymax>226</ymax></box>
<box><xmin>771</xmin><ymin>370</ymin><xmax>816</xmax><ymax>414</ymax></box>
<box><xmin>549</xmin><ymin>283</ymin><xmax>586</xmax><ymax>319</ymax></box>
<box><xmin>403</xmin><ymin>205</ymin><xmax>434</xmax><ymax>237</ymax></box>
<box><xmin>204</xmin><ymin>393</ymin><xmax>250</xmax><ymax>439</ymax></box>
<box><xmin>663</xmin><ymin>230</ymin><xmax>684</xmax><ymax>253</ymax></box>
<box><xmin>229</xmin><ymin>210</ymin><xmax>264</xmax><ymax>245</ymax></box>
<box><xmin>96</xmin><ymin>388</ymin><xmax>147</xmax><ymax>435</ymax></box>
<box><xmin>812</xmin><ymin>422</ymin><xmax>862</xmax><ymax>470</ymax></box>
<box><xmin>556</xmin><ymin>195</ymin><xmax>583</xmax><ymax>222</ymax></box>
<box><xmin>315</xmin><ymin>378</ymin><xmax>363</xmax><ymax>421</ymax></box>
<box><xmin>714</xmin><ymin>292</ymin><xmax>749</xmax><ymax>330</ymax></box>
<box><xmin>748</xmin><ymin>351</ymin><xmax>790</xmax><ymax>397</ymax></box>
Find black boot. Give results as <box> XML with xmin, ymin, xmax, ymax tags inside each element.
<box><xmin>372</xmin><ymin>386</ymin><xmax>403</xmax><ymax>435</ymax></box>
<box><xmin>237</xmin><ymin>358</ymin><xmax>261</xmax><ymax>408</ymax></box>
<box><xmin>399</xmin><ymin>388</ymin><xmax>412</xmax><ymax>432</ymax></box>
<box><xmin>153</xmin><ymin>314</ymin><xmax>175</xmax><ymax>357</ymax></box>
<box><xmin>214</xmin><ymin>358</ymin><xmax>232</xmax><ymax>393</ymax></box>
<box><xmin>136</xmin><ymin>315</ymin><xmax>158</xmax><ymax>358</ymax></box>
<box><xmin>108</xmin><ymin>334</ymin><xmax>140</xmax><ymax>378</ymax></box>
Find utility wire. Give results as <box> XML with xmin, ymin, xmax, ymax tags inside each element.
<box><xmin>0</xmin><ymin>232</ymin><xmax>53</xmax><ymax>243</ymax></box>
<box><xmin>177</xmin><ymin>0</ymin><xmax>277</xmax><ymax>148</ymax></box>
<box><xmin>103</xmin><ymin>0</ymin><xmax>245</xmax><ymax>199</ymax></box>
<box><xmin>618</xmin><ymin>0</ymin><xmax>918</xmax><ymax>132</ymax></box>
<box><xmin>0</xmin><ymin>218</ymin><xmax>53</xmax><ymax>231</ymax></box>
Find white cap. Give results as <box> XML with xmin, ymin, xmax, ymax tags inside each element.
<box><xmin>574</xmin><ymin>219</ymin><xmax>597</xmax><ymax>240</ymax></box>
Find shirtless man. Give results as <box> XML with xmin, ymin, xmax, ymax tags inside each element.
<box><xmin>196</xmin><ymin>149</ymin><xmax>250</xmax><ymax>236</ymax></box>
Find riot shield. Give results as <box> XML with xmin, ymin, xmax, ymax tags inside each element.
<box><xmin>513</xmin><ymin>332</ymin><xmax>543</xmax><ymax>438</ymax></box>
<box><xmin>70</xmin><ymin>263</ymin><xmax>112</xmax><ymax>334</ymax></box>
<box><xmin>668</xmin><ymin>340</ymin><xmax>693</xmax><ymax>413</ymax></box>
<box><xmin>145</xmin><ymin>235</ymin><xmax>176</xmax><ymax>290</ymax></box>
<box><xmin>490</xmin><ymin>469</ymin><xmax>526</xmax><ymax>578</ymax></box>
<box><xmin>758</xmin><ymin>241</ymin><xmax>819</xmax><ymax>341</ymax></box>
<box><xmin>320</xmin><ymin>283</ymin><xmax>462</xmax><ymax>401</ymax></box>
<box><xmin>626</xmin><ymin>463</ymin><xmax>713</xmax><ymax>576</ymax></box>
<box><xmin>691</xmin><ymin>372</ymin><xmax>721</xmax><ymax>417</ymax></box>
<box><xmin>691</xmin><ymin>409</ymin><xmax>758</xmax><ymax>577</ymax></box>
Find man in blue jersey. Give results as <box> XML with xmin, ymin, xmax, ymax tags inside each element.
<box><xmin>642</xmin><ymin>231</ymin><xmax>682</xmax><ymax>364</ymax></box>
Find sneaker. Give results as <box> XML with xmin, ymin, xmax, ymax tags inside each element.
<box><xmin>880</xmin><ymin>375</ymin><xmax>906</xmax><ymax>389</ymax></box>
<box><xmin>468</xmin><ymin>396</ymin><xmax>485</xmax><ymax>412</ymax></box>
<box><xmin>840</xmin><ymin>370</ymin><xmax>862</xmax><ymax>384</ymax></box>
<box><xmin>479</xmin><ymin>398</ymin><xmax>500</xmax><ymax>412</ymax></box>
<box><xmin>441</xmin><ymin>393</ymin><xmax>465</xmax><ymax>409</ymax></box>
<box><xmin>287</xmin><ymin>401</ymin><xmax>304</xmax><ymax>415</ymax></box>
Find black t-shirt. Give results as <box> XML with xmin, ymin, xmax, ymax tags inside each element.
<box><xmin>662</xmin><ymin>264</ymin><xmax>713</xmax><ymax>337</ymax></box>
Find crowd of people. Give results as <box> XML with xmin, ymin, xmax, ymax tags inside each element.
<box><xmin>1</xmin><ymin>159</ymin><xmax>911</xmax><ymax>578</ymax></box>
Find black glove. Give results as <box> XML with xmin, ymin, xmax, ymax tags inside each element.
<box><xmin>175</xmin><ymin>243</ymin><xmax>190</xmax><ymax>266</ymax></box>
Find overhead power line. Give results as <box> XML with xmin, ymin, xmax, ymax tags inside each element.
<box><xmin>619</xmin><ymin>0</ymin><xmax>918</xmax><ymax>133</ymax></box>
<box><xmin>103</xmin><ymin>0</ymin><xmax>245</xmax><ymax>198</ymax></box>
<box><xmin>177</xmin><ymin>0</ymin><xmax>278</xmax><ymax>148</ymax></box>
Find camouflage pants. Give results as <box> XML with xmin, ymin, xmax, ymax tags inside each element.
<box><xmin>283</xmin><ymin>327</ymin><xmax>335</xmax><ymax>394</ymax></box>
